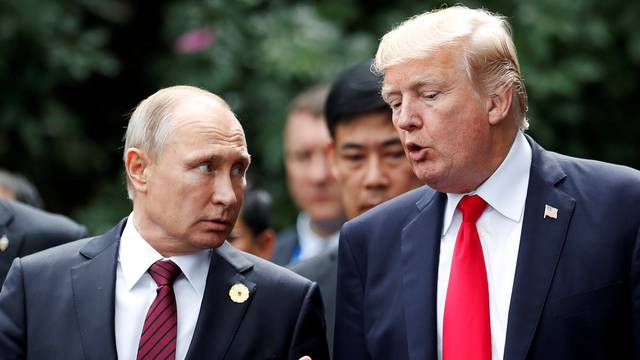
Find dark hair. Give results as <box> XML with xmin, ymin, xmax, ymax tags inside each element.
<box><xmin>241</xmin><ymin>189</ymin><xmax>273</xmax><ymax>237</ymax></box>
<box><xmin>325</xmin><ymin>59</ymin><xmax>390</xmax><ymax>138</ymax></box>
<box><xmin>0</xmin><ymin>169</ymin><xmax>44</xmax><ymax>209</ymax></box>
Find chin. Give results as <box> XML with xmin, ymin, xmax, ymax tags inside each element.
<box><xmin>192</xmin><ymin>234</ymin><xmax>228</xmax><ymax>250</ymax></box>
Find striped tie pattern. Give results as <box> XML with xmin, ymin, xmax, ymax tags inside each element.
<box><xmin>137</xmin><ymin>260</ymin><xmax>182</xmax><ymax>360</ymax></box>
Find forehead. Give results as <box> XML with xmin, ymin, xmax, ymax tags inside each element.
<box><xmin>167</xmin><ymin>103</ymin><xmax>249</xmax><ymax>158</ymax></box>
<box><xmin>285</xmin><ymin>111</ymin><xmax>331</xmax><ymax>148</ymax></box>
<box><xmin>334</xmin><ymin>111</ymin><xmax>399</xmax><ymax>146</ymax></box>
<box><xmin>381</xmin><ymin>47</ymin><xmax>464</xmax><ymax>94</ymax></box>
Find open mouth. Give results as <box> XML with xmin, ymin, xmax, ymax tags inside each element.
<box><xmin>405</xmin><ymin>142</ymin><xmax>428</xmax><ymax>161</ymax></box>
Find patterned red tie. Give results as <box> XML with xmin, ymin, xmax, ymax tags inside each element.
<box><xmin>137</xmin><ymin>260</ymin><xmax>182</xmax><ymax>360</ymax></box>
<box><xmin>443</xmin><ymin>195</ymin><xmax>491</xmax><ymax>360</ymax></box>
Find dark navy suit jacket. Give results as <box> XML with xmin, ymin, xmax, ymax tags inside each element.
<box><xmin>0</xmin><ymin>199</ymin><xmax>88</xmax><ymax>285</ymax></box>
<box><xmin>334</xmin><ymin>136</ymin><xmax>640</xmax><ymax>359</ymax></box>
<box><xmin>0</xmin><ymin>219</ymin><xmax>329</xmax><ymax>360</ymax></box>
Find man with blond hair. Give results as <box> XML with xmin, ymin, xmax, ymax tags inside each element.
<box><xmin>334</xmin><ymin>6</ymin><xmax>640</xmax><ymax>360</ymax></box>
<box><xmin>0</xmin><ymin>85</ymin><xmax>329</xmax><ymax>359</ymax></box>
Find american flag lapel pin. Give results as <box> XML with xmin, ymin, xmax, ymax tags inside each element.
<box><xmin>544</xmin><ymin>204</ymin><xmax>558</xmax><ymax>219</ymax></box>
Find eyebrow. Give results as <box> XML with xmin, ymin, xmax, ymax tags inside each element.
<box><xmin>339</xmin><ymin>137</ymin><xmax>402</xmax><ymax>151</ymax></box>
<box><xmin>381</xmin><ymin>76</ymin><xmax>445</xmax><ymax>100</ymax></box>
<box><xmin>380</xmin><ymin>138</ymin><xmax>403</xmax><ymax>148</ymax></box>
<box><xmin>187</xmin><ymin>151</ymin><xmax>251</xmax><ymax>164</ymax></box>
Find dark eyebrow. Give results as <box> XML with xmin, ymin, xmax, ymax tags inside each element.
<box><xmin>340</xmin><ymin>143</ymin><xmax>366</xmax><ymax>151</ymax></box>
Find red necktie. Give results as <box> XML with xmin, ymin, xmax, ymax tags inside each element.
<box><xmin>137</xmin><ymin>260</ymin><xmax>182</xmax><ymax>360</ymax></box>
<box><xmin>443</xmin><ymin>195</ymin><xmax>491</xmax><ymax>360</ymax></box>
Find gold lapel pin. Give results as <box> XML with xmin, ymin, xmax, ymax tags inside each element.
<box><xmin>544</xmin><ymin>204</ymin><xmax>558</xmax><ymax>219</ymax></box>
<box><xmin>0</xmin><ymin>234</ymin><xmax>8</xmax><ymax>252</ymax></box>
<box><xmin>229</xmin><ymin>283</ymin><xmax>250</xmax><ymax>304</ymax></box>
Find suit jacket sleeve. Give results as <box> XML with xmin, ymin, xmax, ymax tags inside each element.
<box><xmin>333</xmin><ymin>224</ymin><xmax>369</xmax><ymax>359</ymax></box>
<box><xmin>288</xmin><ymin>281</ymin><xmax>330</xmax><ymax>360</ymax></box>
<box><xmin>0</xmin><ymin>258</ymin><xmax>26</xmax><ymax>359</ymax></box>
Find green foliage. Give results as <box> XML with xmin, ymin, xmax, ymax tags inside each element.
<box><xmin>0</xmin><ymin>0</ymin><xmax>638</xmax><ymax>233</ymax></box>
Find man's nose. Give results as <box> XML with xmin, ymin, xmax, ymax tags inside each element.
<box><xmin>212</xmin><ymin>175</ymin><xmax>238</xmax><ymax>207</ymax></box>
<box><xmin>363</xmin><ymin>156</ymin><xmax>389</xmax><ymax>190</ymax></box>
<box><xmin>395</xmin><ymin>99</ymin><xmax>422</xmax><ymax>132</ymax></box>
<box><xmin>308</xmin><ymin>152</ymin><xmax>332</xmax><ymax>184</ymax></box>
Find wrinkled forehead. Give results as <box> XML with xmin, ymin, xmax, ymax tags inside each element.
<box><xmin>167</xmin><ymin>97</ymin><xmax>248</xmax><ymax>152</ymax></box>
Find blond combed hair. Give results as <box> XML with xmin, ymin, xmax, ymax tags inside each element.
<box><xmin>374</xmin><ymin>5</ymin><xmax>529</xmax><ymax>130</ymax></box>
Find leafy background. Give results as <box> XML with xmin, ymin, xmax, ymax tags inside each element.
<box><xmin>1</xmin><ymin>0</ymin><xmax>638</xmax><ymax>234</ymax></box>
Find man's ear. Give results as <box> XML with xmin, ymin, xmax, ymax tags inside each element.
<box><xmin>125</xmin><ymin>148</ymin><xmax>152</xmax><ymax>195</ymax></box>
<box><xmin>256</xmin><ymin>228</ymin><xmax>276</xmax><ymax>261</ymax></box>
<box><xmin>486</xmin><ymin>85</ymin><xmax>513</xmax><ymax>126</ymax></box>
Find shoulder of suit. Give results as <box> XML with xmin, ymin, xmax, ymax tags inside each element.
<box><xmin>546</xmin><ymin>150</ymin><xmax>640</xmax><ymax>195</ymax></box>
<box><xmin>2</xmin><ymin>199</ymin><xmax>87</xmax><ymax>237</ymax></box>
<box><xmin>221</xmin><ymin>243</ymin><xmax>314</xmax><ymax>289</ymax></box>
<box><xmin>17</xmin><ymin>236</ymin><xmax>95</xmax><ymax>270</ymax></box>
<box><xmin>289</xmin><ymin>246</ymin><xmax>337</xmax><ymax>277</ymax></box>
<box><xmin>344</xmin><ymin>185</ymin><xmax>433</xmax><ymax>228</ymax></box>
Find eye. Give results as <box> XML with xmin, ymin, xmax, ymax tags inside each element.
<box><xmin>231</xmin><ymin>163</ymin><xmax>246</xmax><ymax>177</ymax></box>
<box><xmin>198</xmin><ymin>163</ymin><xmax>212</xmax><ymax>173</ymax></box>
<box><xmin>388</xmin><ymin>100</ymin><xmax>402</xmax><ymax>111</ymax></box>
<box><xmin>342</xmin><ymin>154</ymin><xmax>365</xmax><ymax>162</ymax></box>
<box><xmin>385</xmin><ymin>150</ymin><xmax>405</xmax><ymax>160</ymax></box>
<box><xmin>421</xmin><ymin>91</ymin><xmax>440</xmax><ymax>101</ymax></box>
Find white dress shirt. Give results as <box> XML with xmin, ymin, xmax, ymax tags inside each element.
<box><xmin>296</xmin><ymin>212</ymin><xmax>340</xmax><ymax>261</ymax></box>
<box><xmin>115</xmin><ymin>214</ymin><xmax>212</xmax><ymax>360</ymax></box>
<box><xmin>437</xmin><ymin>132</ymin><xmax>532</xmax><ymax>360</ymax></box>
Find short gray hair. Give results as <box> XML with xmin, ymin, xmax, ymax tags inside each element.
<box><xmin>123</xmin><ymin>85</ymin><xmax>228</xmax><ymax>199</ymax></box>
<box><xmin>374</xmin><ymin>5</ymin><xmax>529</xmax><ymax>130</ymax></box>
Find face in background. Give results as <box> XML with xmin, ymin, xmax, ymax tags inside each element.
<box><xmin>127</xmin><ymin>98</ymin><xmax>251</xmax><ymax>257</ymax></box>
<box><xmin>330</xmin><ymin>111</ymin><xmax>422</xmax><ymax>219</ymax></box>
<box><xmin>382</xmin><ymin>46</ymin><xmax>515</xmax><ymax>194</ymax></box>
<box><xmin>285</xmin><ymin>111</ymin><xmax>343</xmax><ymax>223</ymax></box>
<box><xmin>0</xmin><ymin>186</ymin><xmax>14</xmax><ymax>201</ymax></box>
<box><xmin>228</xmin><ymin>217</ymin><xmax>276</xmax><ymax>260</ymax></box>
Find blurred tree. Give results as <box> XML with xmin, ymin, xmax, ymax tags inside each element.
<box><xmin>0</xmin><ymin>0</ymin><xmax>638</xmax><ymax>232</ymax></box>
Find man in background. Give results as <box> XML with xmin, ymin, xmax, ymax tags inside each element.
<box><xmin>0</xmin><ymin>169</ymin><xmax>44</xmax><ymax>209</ymax></box>
<box><xmin>334</xmin><ymin>6</ymin><xmax>640</xmax><ymax>359</ymax></box>
<box><xmin>274</xmin><ymin>85</ymin><xmax>345</xmax><ymax>266</ymax></box>
<box><xmin>0</xmin><ymin>85</ymin><xmax>329</xmax><ymax>359</ymax></box>
<box><xmin>292</xmin><ymin>60</ymin><xmax>422</xmax><ymax>351</ymax></box>
<box><xmin>229</xmin><ymin>189</ymin><xmax>277</xmax><ymax>260</ymax></box>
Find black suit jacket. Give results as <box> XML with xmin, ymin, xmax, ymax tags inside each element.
<box><xmin>334</xmin><ymin>136</ymin><xmax>640</xmax><ymax>359</ymax></box>
<box><xmin>0</xmin><ymin>199</ymin><xmax>88</xmax><ymax>284</ymax></box>
<box><xmin>0</xmin><ymin>219</ymin><xmax>329</xmax><ymax>360</ymax></box>
<box><xmin>291</xmin><ymin>246</ymin><xmax>338</xmax><ymax>355</ymax></box>
<box><xmin>273</xmin><ymin>225</ymin><xmax>299</xmax><ymax>266</ymax></box>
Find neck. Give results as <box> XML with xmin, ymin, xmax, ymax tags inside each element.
<box><xmin>309</xmin><ymin>215</ymin><xmax>345</xmax><ymax>238</ymax></box>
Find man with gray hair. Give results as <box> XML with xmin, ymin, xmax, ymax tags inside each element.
<box><xmin>0</xmin><ymin>85</ymin><xmax>329</xmax><ymax>359</ymax></box>
<box><xmin>334</xmin><ymin>6</ymin><xmax>640</xmax><ymax>360</ymax></box>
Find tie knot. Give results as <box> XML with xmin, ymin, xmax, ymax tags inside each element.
<box><xmin>148</xmin><ymin>260</ymin><xmax>181</xmax><ymax>287</ymax></box>
<box><xmin>458</xmin><ymin>195</ymin><xmax>487</xmax><ymax>224</ymax></box>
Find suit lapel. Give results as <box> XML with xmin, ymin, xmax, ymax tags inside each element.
<box><xmin>185</xmin><ymin>242</ymin><xmax>256</xmax><ymax>360</ymax></box>
<box><xmin>401</xmin><ymin>189</ymin><xmax>446</xmax><ymax>360</ymax></box>
<box><xmin>70</xmin><ymin>220</ymin><xmax>124</xmax><ymax>360</ymax></box>
<box><xmin>504</xmin><ymin>138</ymin><xmax>575</xmax><ymax>360</ymax></box>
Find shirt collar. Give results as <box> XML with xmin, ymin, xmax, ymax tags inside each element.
<box><xmin>442</xmin><ymin>131</ymin><xmax>532</xmax><ymax>235</ymax></box>
<box><xmin>118</xmin><ymin>212</ymin><xmax>212</xmax><ymax>295</ymax></box>
<box><xmin>296</xmin><ymin>212</ymin><xmax>340</xmax><ymax>250</ymax></box>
